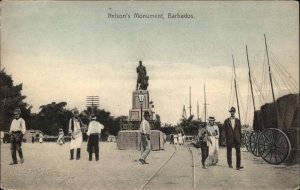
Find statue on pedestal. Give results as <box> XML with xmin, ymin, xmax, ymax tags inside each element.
<box><xmin>136</xmin><ymin>61</ymin><xmax>149</xmax><ymax>90</ymax></box>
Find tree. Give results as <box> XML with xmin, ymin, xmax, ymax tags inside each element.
<box><xmin>30</xmin><ymin>102</ymin><xmax>72</xmax><ymax>135</ymax></box>
<box><xmin>0</xmin><ymin>69</ymin><xmax>31</xmax><ymax>131</ymax></box>
<box><xmin>176</xmin><ymin>115</ymin><xmax>201</xmax><ymax>136</ymax></box>
<box><xmin>81</xmin><ymin>109</ymin><xmax>121</xmax><ymax>140</ymax></box>
<box><xmin>160</xmin><ymin>123</ymin><xmax>175</xmax><ymax>135</ymax></box>
<box><xmin>152</xmin><ymin>114</ymin><xmax>161</xmax><ymax>130</ymax></box>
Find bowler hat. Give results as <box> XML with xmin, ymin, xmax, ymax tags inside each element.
<box><xmin>208</xmin><ymin>116</ymin><xmax>215</xmax><ymax>121</ymax></box>
<box><xmin>229</xmin><ymin>107</ymin><xmax>236</xmax><ymax>112</ymax></box>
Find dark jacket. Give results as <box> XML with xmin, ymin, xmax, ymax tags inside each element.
<box><xmin>223</xmin><ymin>117</ymin><xmax>242</xmax><ymax>146</ymax></box>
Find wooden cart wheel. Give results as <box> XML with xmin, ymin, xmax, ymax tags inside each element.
<box><xmin>258</xmin><ymin>128</ymin><xmax>291</xmax><ymax>165</ymax></box>
<box><xmin>249</xmin><ymin>131</ymin><xmax>261</xmax><ymax>157</ymax></box>
<box><xmin>241</xmin><ymin>132</ymin><xmax>245</xmax><ymax>148</ymax></box>
<box><xmin>244</xmin><ymin>132</ymin><xmax>251</xmax><ymax>152</ymax></box>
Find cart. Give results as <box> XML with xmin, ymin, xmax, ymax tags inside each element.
<box><xmin>244</xmin><ymin>94</ymin><xmax>299</xmax><ymax>165</ymax></box>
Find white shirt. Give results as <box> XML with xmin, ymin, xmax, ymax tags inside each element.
<box><xmin>140</xmin><ymin>119</ymin><xmax>151</xmax><ymax>134</ymax></box>
<box><xmin>207</xmin><ymin>124</ymin><xmax>219</xmax><ymax>138</ymax></box>
<box><xmin>10</xmin><ymin>118</ymin><xmax>26</xmax><ymax>134</ymax></box>
<box><xmin>69</xmin><ymin>118</ymin><xmax>82</xmax><ymax>134</ymax></box>
<box><xmin>87</xmin><ymin>121</ymin><xmax>104</xmax><ymax>136</ymax></box>
<box><xmin>230</xmin><ymin>117</ymin><xmax>235</xmax><ymax>130</ymax></box>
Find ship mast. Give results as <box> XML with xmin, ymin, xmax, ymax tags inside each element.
<box><xmin>264</xmin><ymin>34</ymin><xmax>276</xmax><ymax>102</ymax></box>
<box><xmin>204</xmin><ymin>84</ymin><xmax>207</xmax><ymax>122</ymax></box>
<box><xmin>189</xmin><ymin>86</ymin><xmax>192</xmax><ymax>117</ymax></box>
<box><xmin>232</xmin><ymin>55</ymin><xmax>241</xmax><ymax>121</ymax></box>
<box><xmin>182</xmin><ymin>105</ymin><xmax>187</xmax><ymax>119</ymax></box>
<box><xmin>246</xmin><ymin>46</ymin><xmax>256</xmax><ymax>111</ymax></box>
<box><xmin>197</xmin><ymin>101</ymin><xmax>199</xmax><ymax>120</ymax></box>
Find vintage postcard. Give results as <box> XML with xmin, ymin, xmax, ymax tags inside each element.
<box><xmin>0</xmin><ymin>1</ymin><xmax>299</xmax><ymax>190</ymax></box>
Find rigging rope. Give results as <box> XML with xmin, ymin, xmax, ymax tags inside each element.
<box><xmin>269</xmin><ymin>50</ymin><xmax>298</xmax><ymax>87</ymax></box>
<box><xmin>270</xmin><ymin>56</ymin><xmax>298</xmax><ymax>92</ymax></box>
<box><xmin>271</xmin><ymin>59</ymin><xmax>295</xmax><ymax>94</ymax></box>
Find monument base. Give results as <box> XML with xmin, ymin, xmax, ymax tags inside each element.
<box><xmin>129</xmin><ymin>89</ymin><xmax>154</xmax><ymax>121</ymax></box>
<box><xmin>117</xmin><ymin>130</ymin><xmax>165</xmax><ymax>151</ymax></box>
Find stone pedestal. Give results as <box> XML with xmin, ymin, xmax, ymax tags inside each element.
<box><xmin>132</xmin><ymin>90</ymin><xmax>149</xmax><ymax>109</ymax></box>
<box><xmin>117</xmin><ymin>130</ymin><xmax>164</xmax><ymax>150</ymax></box>
<box><xmin>129</xmin><ymin>90</ymin><xmax>152</xmax><ymax>121</ymax></box>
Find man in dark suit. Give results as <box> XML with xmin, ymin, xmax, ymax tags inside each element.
<box><xmin>223</xmin><ymin>107</ymin><xmax>244</xmax><ymax>170</ymax></box>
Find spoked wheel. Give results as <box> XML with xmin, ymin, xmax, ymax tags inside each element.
<box><xmin>241</xmin><ymin>132</ymin><xmax>246</xmax><ymax>148</ymax></box>
<box><xmin>244</xmin><ymin>132</ymin><xmax>251</xmax><ymax>152</ymax></box>
<box><xmin>257</xmin><ymin>128</ymin><xmax>291</xmax><ymax>165</ymax></box>
<box><xmin>249</xmin><ymin>131</ymin><xmax>261</xmax><ymax>157</ymax></box>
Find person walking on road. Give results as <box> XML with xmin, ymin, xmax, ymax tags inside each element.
<box><xmin>139</xmin><ymin>111</ymin><xmax>151</xmax><ymax>165</ymax></box>
<box><xmin>198</xmin><ymin>123</ymin><xmax>211</xmax><ymax>169</ymax></box>
<box><xmin>87</xmin><ymin>115</ymin><xmax>104</xmax><ymax>161</ymax></box>
<box><xmin>68</xmin><ymin>108</ymin><xmax>86</xmax><ymax>160</ymax></box>
<box><xmin>174</xmin><ymin>133</ymin><xmax>178</xmax><ymax>145</ymax></box>
<box><xmin>170</xmin><ymin>133</ymin><xmax>174</xmax><ymax>145</ymax></box>
<box><xmin>205</xmin><ymin>116</ymin><xmax>219</xmax><ymax>166</ymax></box>
<box><xmin>178</xmin><ymin>132</ymin><xmax>184</xmax><ymax>145</ymax></box>
<box><xmin>223</xmin><ymin>107</ymin><xmax>244</xmax><ymax>170</ymax></box>
<box><xmin>31</xmin><ymin>134</ymin><xmax>35</xmax><ymax>143</ymax></box>
<box><xmin>9</xmin><ymin>108</ymin><xmax>26</xmax><ymax>165</ymax></box>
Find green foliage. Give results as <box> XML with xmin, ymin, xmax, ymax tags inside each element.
<box><xmin>0</xmin><ymin>69</ymin><xmax>31</xmax><ymax>131</ymax></box>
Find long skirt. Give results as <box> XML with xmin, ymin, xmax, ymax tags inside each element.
<box><xmin>178</xmin><ymin>136</ymin><xmax>184</xmax><ymax>145</ymax></box>
<box><xmin>205</xmin><ymin>137</ymin><xmax>219</xmax><ymax>166</ymax></box>
<box><xmin>174</xmin><ymin>137</ymin><xmax>178</xmax><ymax>145</ymax></box>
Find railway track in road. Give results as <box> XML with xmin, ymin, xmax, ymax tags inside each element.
<box><xmin>138</xmin><ymin>144</ymin><xmax>196</xmax><ymax>190</ymax></box>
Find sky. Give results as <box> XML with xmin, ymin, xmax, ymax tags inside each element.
<box><xmin>1</xmin><ymin>1</ymin><xmax>299</xmax><ymax>125</ymax></box>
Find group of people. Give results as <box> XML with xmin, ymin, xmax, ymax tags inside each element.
<box><xmin>8</xmin><ymin>107</ymin><xmax>105</xmax><ymax>165</ymax></box>
<box><xmin>170</xmin><ymin>132</ymin><xmax>185</xmax><ymax>145</ymax></box>
<box><xmin>198</xmin><ymin>107</ymin><xmax>244</xmax><ymax>170</ymax></box>
<box><xmin>68</xmin><ymin>108</ymin><xmax>104</xmax><ymax>161</ymax></box>
<box><xmin>31</xmin><ymin>132</ymin><xmax>44</xmax><ymax>143</ymax></box>
<box><xmin>8</xmin><ymin>106</ymin><xmax>243</xmax><ymax>170</ymax></box>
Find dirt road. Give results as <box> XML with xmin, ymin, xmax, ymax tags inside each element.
<box><xmin>1</xmin><ymin>142</ymin><xmax>299</xmax><ymax>190</ymax></box>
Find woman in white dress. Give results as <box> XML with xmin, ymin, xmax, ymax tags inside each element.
<box><xmin>178</xmin><ymin>133</ymin><xmax>184</xmax><ymax>145</ymax></box>
<box><xmin>68</xmin><ymin>108</ymin><xmax>85</xmax><ymax>160</ymax></box>
<box><xmin>173</xmin><ymin>133</ymin><xmax>178</xmax><ymax>145</ymax></box>
<box><xmin>205</xmin><ymin>116</ymin><xmax>219</xmax><ymax>167</ymax></box>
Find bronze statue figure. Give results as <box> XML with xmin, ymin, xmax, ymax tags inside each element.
<box><xmin>136</xmin><ymin>61</ymin><xmax>149</xmax><ymax>90</ymax></box>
